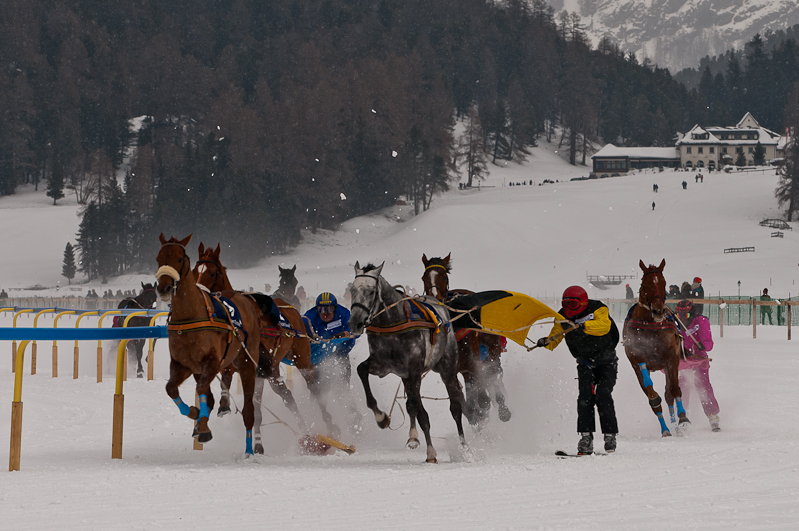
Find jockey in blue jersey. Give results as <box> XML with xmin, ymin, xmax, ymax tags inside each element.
<box><xmin>304</xmin><ymin>292</ymin><xmax>356</xmax><ymax>381</ymax></box>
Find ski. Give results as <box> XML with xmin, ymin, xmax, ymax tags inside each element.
<box><xmin>555</xmin><ymin>450</ymin><xmax>608</xmax><ymax>457</ymax></box>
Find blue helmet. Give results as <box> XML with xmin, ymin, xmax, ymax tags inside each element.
<box><xmin>316</xmin><ymin>292</ymin><xmax>337</xmax><ymax>307</ymax></box>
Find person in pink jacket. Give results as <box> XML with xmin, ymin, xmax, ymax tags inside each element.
<box><xmin>675</xmin><ymin>299</ymin><xmax>721</xmax><ymax>432</ymax></box>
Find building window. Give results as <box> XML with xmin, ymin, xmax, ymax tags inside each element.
<box><xmin>697</xmin><ymin>160</ymin><xmax>704</xmax><ymax>168</ymax></box>
<box><xmin>736</xmin><ymin>147</ymin><xmax>742</xmax><ymax>153</ymax></box>
<box><xmin>722</xmin><ymin>147</ymin><xmax>727</xmax><ymax>153</ymax></box>
<box><xmin>686</xmin><ymin>147</ymin><xmax>692</xmax><ymax>154</ymax></box>
<box><xmin>748</xmin><ymin>147</ymin><xmax>754</xmax><ymax>153</ymax></box>
<box><xmin>710</xmin><ymin>147</ymin><xmax>715</xmax><ymax>154</ymax></box>
<box><xmin>698</xmin><ymin>147</ymin><xmax>704</xmax><ymax>154</ymax></box>
<box><xmin>685</xmin><ymin>161</ymin><xmax>693</xmax><ymax>168</ymax></box>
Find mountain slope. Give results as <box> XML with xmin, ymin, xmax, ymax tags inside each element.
<box><xmin>557</xmin><ymin>0</ymin><xmax>799</xmax><ymax>72</ymax></box>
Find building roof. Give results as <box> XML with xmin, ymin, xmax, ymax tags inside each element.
<box><xmin>676</xmin><ymin>113</ymin><xmax>781</xmax><ymax>146</ymax></box>
<box><xmin>591</xmin><ymin>144</ymin><xmax>680</xmax><ymax>160</ymax></box>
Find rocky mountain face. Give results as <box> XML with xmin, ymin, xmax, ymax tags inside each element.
<box><xmin>549</xmin><ymin>0</ymin><xmax>799</xmax><ymax>73</ymax></box>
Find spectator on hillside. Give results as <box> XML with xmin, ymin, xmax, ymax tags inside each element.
<box><xmin>652</xmin><ymin>201</ymin><xmax>656</xmax><ymax>211</ymax></box>
<box><xmin>680</xmin><ymin>282</ymin><xmax>691</xmax><ymax>299</ymax></box>
<box><xmin>0</xmin><ymin>289</ymin><xmax>7</xmax><ymax>299</ymax></box>
<box><xmin>690</xmin><ymin>277</ymin><xmax>704</xmax><ymax>316</ymax></box>
<box><xmin>760</xmin><ymin>288</ymin><xmax>773</xmax><ymax>325</ymax></box>
<box><xmin>668</xmin><ymin>285</ymin><xmax>681</xmax><ymax>299</ymax></box>
<box><xmin>625</xmin><ymin>284</ymin><xmax>634</xmax><ymax>299</ymax></box>
<box><xmin>682</xmin><ymin>180</ymin><xmax>688</xmax><ymax>189</ymax></box>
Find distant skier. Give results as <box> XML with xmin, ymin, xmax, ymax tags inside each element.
<box><xmin>652</xmin><ymin>201</ymin><xmax>656</xmax><ymax>211</ymax></box>
<box><xmin>682</xmin><ymin>180</ymin><xmax>688</xmax><ymax>190</ymax></box>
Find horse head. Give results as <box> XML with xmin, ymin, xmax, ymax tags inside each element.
<box><xmin>155</xmin><ymin>233</ymin><xmax>192</xmax><ymax>302</ymax></box>
<box><xmin>138</xmin><ymin>282</ymin><xmax>157</xmax><ymax>309</ymax></box>
<box><xmin>277</xmin><ymin>265</ymin><xmax>298</xmax><ymax>295</ymax></box>
<box><xmin>194</xmin><ymin>243</ymin><xmax>230</xmax><ymax>292</ymax></box>
<box><xmin>348</xmin><ymin>261</ymin><xmax>384</xmax><ymax>335</ymax></box>
<box><xmin>421</xmin><ymin>253</ymin><xmax>451</xmax><ymax>301</ymax></box>
<box><xmin>638</xmin><ymin>258</ymin><xmax>667</xmax><ymax>321</ymax></box>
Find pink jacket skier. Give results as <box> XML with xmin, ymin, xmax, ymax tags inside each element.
<box><xmin>675</xmin><ymin>299</ymin><xmax>720</xmax><ymax>431</ymax></box>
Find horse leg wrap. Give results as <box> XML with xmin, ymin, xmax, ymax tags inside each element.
<box><xmin>245</xmin><ymin>430</ymin><xmax>254</xmax><ymax>455</ymax></box>
<box><xmin>668</xmin><ymin>406</ymin><xmax>677</xmax><ymax>424</ymax></box>
<box><xmin>173</xmin><ymin>397</ymin><xmax>191</xmax><ymax>417</ymax></box>
<box><xmin>639</xmin><ymin>363</ymin><xmax>654</xmax><ymax>388</ymax></box>
<box><xmin>199</xmin><ymin>394</ymin><xmax>210</xmax><ymax>419</ymax></box>
<box><xmin>648</xmin><ymin>395</ymin><xmax>661</xmax><ymax>409</ymax></box>
<box><xmin>657</xmin><ymin>412</ymin><xmax>670</xmax><ymax>435</ymax></box>
<box><xmin>676</xmin><ymin>397</ymin><xmax>686</xmax><ymax>417</ymax></box>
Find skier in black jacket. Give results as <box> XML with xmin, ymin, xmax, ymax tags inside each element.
<box><xmin>537</xmin><ymin>286</ymin><xmax>620</xmax><ymax>454</ymax></box>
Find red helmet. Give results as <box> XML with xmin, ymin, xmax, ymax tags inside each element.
<box><xmin>562</xmin><ymin>286</ymin><xmax>588</xmax><ymax>317</ymax></box>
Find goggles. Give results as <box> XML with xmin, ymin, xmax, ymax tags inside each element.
<box><xmin>318</xmin><ymin>305</ymin><xmax>336</xmax><ymax>315</ymax></box>
<box><xmin>562</xmin><ymin>298</ymin><xmax>582</xmax><ymax>311</ymax></box>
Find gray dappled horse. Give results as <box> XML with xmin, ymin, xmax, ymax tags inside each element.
<box><xmin>348</xmin><ymin>262</ymin><xmax>468</xmax><ymax>463</ymax></box>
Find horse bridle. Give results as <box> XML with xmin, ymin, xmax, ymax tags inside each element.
<box><xmin>352</xmin><ymin>273</ymin><xmax>384</xmax><ymax>327</ymax></box>
<box><xmin>155</xmin><ymin>242</ymin><xmax>190</xmax><ymax>287</ymax></box>
<box><xmin>639</xmin><ymin>268</ymin><xmax>665</xmax><ymax>311</ymax></box>
<box><xmin>195</xmin><ymin>258</ymin><xmax>223</xmax><ymax>291</ymax></box>
<box><xmin>422</xmin><ymin>264</ymin><xmax>449</xmax><ymax>298</ymax></box>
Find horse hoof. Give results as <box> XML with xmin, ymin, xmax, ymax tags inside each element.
<box><xmin>425</xmin><ymin>457</ymin><xmax>438</xmax><ymax>464</ymax></box>
<box><xmin>377</xmin><ymin>415</ymin><xmax>391</xmax><ymax>430</ymax></box>
<box><xmin>255</xmin><ymin>443</ymin><xmax>264</xmax><ymax>455</ymax></box>
<box><xmin>192</xmin><ymin>423</ymin><xmax>199</xmax><ymax>438</ymax></box>
<box><xmin>217</xmin><ymin>405</ymin><xmax>231</xmax><ymax>418</ymax></box>
<box><xmin>198</xmin><ymin>431</ymin><xmax>213</xmax><ymax>444</ymax></box>
<box><xmin>136</xmin><ymin>371</ymin><xmax>144</xmax><ymax>379</ymax></box>
<box><xmin>407</xmin><ymin>438</ymin><xmax>420</xmax><ymax>450</ymax></box>
<box><xmin>662</xmin><ymin>430</ymin><xmax>672</xmax><ymax>437</ymax></box>
<box><xmin>679</xmin><ymin>418</ymin><xmax>691</xmax><ymax>426</ymax></box>
<box><xmin>498</xmin><ymin>405</ymin><xmax>512</xmax><ymax>422</ymax></box>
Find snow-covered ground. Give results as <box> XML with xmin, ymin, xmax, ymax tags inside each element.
<box><xmin>2</xmin><ymin>142</ymin><xmax>798</xmax><ymax>529</ymax></box>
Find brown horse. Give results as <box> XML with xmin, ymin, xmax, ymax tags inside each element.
<box><xmin>623</xmin><ymin>259</ymin><xmax>690</xmax><ymax>436</ymax></box>
<box><xmin>273</xmin><ymin>265</ymin><xmax>301</xmax><ymax>309</ymax></box>
<box><xmin>154</xmin><ymin>234</ymin><xmax>262</xmax><ymax>454</ymax></box>
<box><xmin>421</xmin><ymin>253</ymin><xmax>511</xmax><ymax>425</ymax></box>
<box><xmin>193</xmin><ymin>243</ymin><xmax>339</xmax><ymax>451</ymax></box>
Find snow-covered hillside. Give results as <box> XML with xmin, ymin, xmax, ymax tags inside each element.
<box><xmin>1</xmin><ymin>140</ymin><xmax>798</xmax><ymax>529</ymax></box>
<box><xmin>553</xmin><ymin>0</ymin><xmax>799</xmax><ymax>72</ymax></box>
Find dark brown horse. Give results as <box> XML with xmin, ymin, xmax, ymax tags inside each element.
<box><xmin>114</xmin><ymin>282</ymin><xmax>158</xmax><ymax>378</ymax></box>
<box><xmin>623</xmin><ymin>259</ymin><xmax>690</xmax><ymax>436</ymax></box>
<box><xmin>421</xmin><ymin>253</ymin><xmax>511</xmax><ymax>425</ymax></box>
<box><xmin>273</xmin><ymin>265</ymin><xmax>301</xmax><ymax>309</ymax></box>
<box><xmin>193</xmin><ymin>243</ymin><xmax>339</xmax><ymax>451</ymax></box>
<box><xmin>155</xmin><ymin>234</ymin><xmax>262</xmax><ymax>454</ymax></box>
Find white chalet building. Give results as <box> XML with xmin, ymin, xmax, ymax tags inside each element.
<box><xmin>676</xmin><ymin>112</ymin><xmax>782</xmax><ymax>170</ymax></box>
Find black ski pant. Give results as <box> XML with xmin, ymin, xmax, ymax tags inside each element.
<box><xmin>576</xmin><ymin>358</ymin><xmax>618</xmax><ymax>435</ymax></box>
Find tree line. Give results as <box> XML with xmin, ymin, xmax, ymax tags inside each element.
<box><xmin>1</xmin><ymin>0</ymin><xmax>783</xmax><ymax>280</ymax></box>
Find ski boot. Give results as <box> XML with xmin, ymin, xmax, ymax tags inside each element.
<box><xmin>577</xmin><ymin>432</ymin><xmax>593</xmax><ymax>455</ymax></box>
<box><xmin>604</xmin><ymin>433</ymin><xmax>617</xmax><ymax>453</ymax></box>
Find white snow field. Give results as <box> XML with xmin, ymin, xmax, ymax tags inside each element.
<box><xmin>1</xmin><ymin>141</ymin><xmax>798</xmax><ymax>530</ymax></box>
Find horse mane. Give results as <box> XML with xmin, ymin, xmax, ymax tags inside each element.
<box><xmin>426</xmin><ymin>256</ymin><xmax>452</xmax><ymax>273</ymax></box>
<box><xmin>361</xmin><ymin>263</ymin><xmax>381</xmax><ymax>273</ymax></box>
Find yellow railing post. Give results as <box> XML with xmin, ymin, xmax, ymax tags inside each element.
<box><xmin>53</xmin><ymin>311</ymin><xmax>77</xmax><ymax>379</ymax></box>
<box><xmin>112</xmin><ymin>340</ymin><xmax>129</xmax><ymax>459</ymax></box>
<box><xmin>96</xmin><ymin>311</ymin><xmax>123</xmax><ymax>383</ymax></box>
<box><xmin>146</xmin><ymin>312</ymin><xmax>169</xmax><ymax>381</ymax></box>
<box><xmin>121</xmin><ymin>312</ymin><xmax>148</xmax><ymax>381</ymax></box>
<box><xmin>32</xmin><ymin>309</ymin><xmax>55</xmax><ymax>376</ymax></box>
<box><xmin>12</xmin><ymin>310</ymin><xmax>34</xmax><ymax>374</ymax></box>
<box><xmin>73</xmin><ymin>311</ymin><xmax>98</xmax><ymax>380</ymax></box>
<box><xmin>9</xmin><ymin>340</ymin><xmax>31</xmax><ymax>471</ymax></box>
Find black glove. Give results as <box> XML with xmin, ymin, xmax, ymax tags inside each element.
<box><xmin>697</xmin><ymin>341</ymin><xmax>706</xmax><ymax>350</ymax></box>
<box><xmin>536</xmin><ymin>337</ymin><xmax>550</xmax><ymax>348</ymax></box>
<box><xmin>574</xmin><ymin>322</ymin><xmax>585</xmax><ymax>331</ymax></box>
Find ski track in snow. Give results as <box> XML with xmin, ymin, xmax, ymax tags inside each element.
<box><xmin>2</xmin><ymin>142</ymin><xmax>798</xmax><ymax>529</ymax></box>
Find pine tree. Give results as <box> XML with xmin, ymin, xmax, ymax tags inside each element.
<box><xmin>458</xmin><ymin>105</ymin><xmax>489</xmax><ymax>187</ymax></box>
<box><xmin>46</xmin><ymin>159</ymin><xmax>65</xmax><ymax>205</ymax></box>
<box><xmin>776</xmin><ymin>141</ymin><xmax>799</xmax><ymax>221</ymax></box>
<box><xmin>62</xmin><ymin>242</ymin><xmax>76</xmax><ymax>285</ymax></box>
<box><xmin>753</xmin><ymin>142</ymin><xmax>766</xmax><ymax>166</ymax></box>
<box><xmin>735</xmin><ymin>150</ymin><xmax>747</xmax><ymax>167</ymax></box>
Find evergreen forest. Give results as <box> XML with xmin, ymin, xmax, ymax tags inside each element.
<box><xmin>1</xmin><ymin>0</ymin><xmax>799</xmax><ymax>278</ymax></box>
